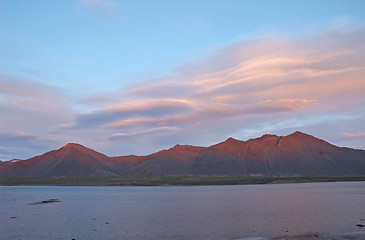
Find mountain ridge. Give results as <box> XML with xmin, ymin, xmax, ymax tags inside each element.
<box><xmin>1</xmin><ymin>131</ymin><xmax>364</xmax><ymax>177</ymax></box>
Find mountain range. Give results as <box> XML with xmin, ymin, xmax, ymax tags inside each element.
<box><xmin>1</xmin><ymin>131</ymin><xmax>365</xmax><ymax>178</ymax></box>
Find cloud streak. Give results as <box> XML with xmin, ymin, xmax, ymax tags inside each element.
<box><xmin>108</xmin><ymin>127</ymin><xmax>181</xmax><ymax>142</ymax></box>
<box><xmin>66</xmin><ymin>100</ymin><xmax>194</xmax><ymax>129</ymax></box>
<box><xmin>0</xmin><ymin>74</ymin><xmax>75</xmax><ymax>160</ymax></box>
<box><xmin>0</xmin><ymin>132</ymin><xmax>59</xmax><ymax>161</ymax></box>
<box><xmin>342</xmin><ymin>132</ymin><xmax>365</xmax><ymax>139</ymax></box>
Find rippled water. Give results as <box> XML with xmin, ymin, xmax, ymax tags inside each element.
<box><xmin>1</xmin><ymin>182</ymin><xmax>365</xmax><ymax>240</ymax></box>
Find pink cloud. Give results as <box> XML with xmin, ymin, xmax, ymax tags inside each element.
<box><xmin>108</xmin><ymin>127</ymin><xmax>180</xmax><ymax>142</ymax></box>
<box><xmin>68</xmin><ymin>100</ymin><xmax>194</xmax><ymax>129</ymax></box>
<box><xmin>341</xmin><ymin>132</ymin><xmax>365</xmax><ymax>139</ymax></box>
<box><xmin>108</xmin><ymin>118</ymin><xmax>166</xmax><ymax>129</ymax></box>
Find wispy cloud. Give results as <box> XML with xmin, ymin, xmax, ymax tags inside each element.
<box><xmin>0</xmin><ymin>74</ymin><xmax>75</xmax><ymax>160</ymax></box>
<box><xmin>0</xmin><ymin>132</ymin><xmax>37</xmax><ymax>147</ymax></box>
<box><xmin>0</xmin><ymin>74</ymin><xmax>66</xmax><ymax>111</ymax></box>
<box><xmin>108</xmin><ymin>127</ymin><xmax>180</xmax><ymax>142</ymax></box>
<box><xmin>79</xmin><ymin>0</ymin><xmax>124</xmax><ymax>23</ymax></box>
<box><xmin>341</xmin><ymin>132</ymin><xmax>365</xmax><ymax>139</ymax></box>
<box><xmin>0</xmin><ymin>132</ymin><xmax>59</xmax><ymax>161</ymax></box>
<box><xmin>64</xmin><ymin>100</ymin><xmax>194</xmax><ymax>130</ymax></box>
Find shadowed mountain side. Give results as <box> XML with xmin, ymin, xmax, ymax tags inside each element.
<box><xmin>127</xmin><ymin>145</ymin><xmax>207</xmax><ymax>177</ymax></box>
<box><xmin>1</xmin><ymin>132</ymin><xmax>365</xmax><ymax>177</ymax></box>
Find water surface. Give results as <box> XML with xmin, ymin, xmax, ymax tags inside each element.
<box><xmin>1</xmin><ymin>182</ymin><xmax>365</xmax><ymax>240</ymax></box>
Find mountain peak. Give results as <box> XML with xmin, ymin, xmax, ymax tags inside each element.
<box><xmin>260</xmin><ymin>134</ymin><xmax>278</xmax><ymax>138</ymax></box>
<box><xmin>214</xmin><ymin>137</ymin><xmax>243</xmax><ymax>147</ymax></box>
<box><xmin>171</xmin><ymin>144</ymin><xmax>199</xmax><ymax>151</ymax></box>
<box><xmin>287</xmin><ymin>131</ymin><xmax>311</xmax><ymax>138</ymax></box>
<box><xmin>60</xmin><ymin>143</ymin><xmax>88</xmax><ymax>150</ymax></box>
<box><xmin>224</xmin><ymin>137</ymin><xmax>241</xmax><ymax>142</ymax></box>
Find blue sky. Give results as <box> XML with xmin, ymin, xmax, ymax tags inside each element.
<box><xmin>3</xmin><ymin>0</ymin><xmax>364</xmax><ymax>93</ymax></box>
<box><xmin>1</xmin><ymin>0</ymin><xmax>365</xmax><ymax>160</ymax></box>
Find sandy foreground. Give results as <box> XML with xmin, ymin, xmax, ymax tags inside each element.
<box><xmin>266</xmin><ymin>231</ymin><xmax>365</xmax><ymax>240</ymax></box>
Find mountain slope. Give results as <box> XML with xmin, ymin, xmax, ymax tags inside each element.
<box><xmin>0</xmin><ymin>143</ymin><xmax>144</xmax><ymax>177</ymax></box>
<box><xmin>127</xmin><ymin>132</ymin><xmax>365</xmax><ymax>177</ymax></box>
<box><xmin>1</xmin><ymin>132</ymin><xmax>365</xmax><ymax>177</ymax></box>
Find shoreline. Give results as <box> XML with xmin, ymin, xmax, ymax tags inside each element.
<box><xmin>269</xmin><ymin>231</ymin><xmax>365</xmax><ymax>240</ymax></box>
<box><xmin>2</xmin><ymin>231</ymin><xmax>365</xmax><ymax>240</ymax></box>
<box><xmin>1</xmin><ymin>175</ymin><xmax>365</xmax><ymax>186</ymax></box>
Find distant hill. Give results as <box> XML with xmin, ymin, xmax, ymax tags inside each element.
<box><xmin>1</xmin><ymin>132</ymin><xmax>365</xmax><ymax>177</ymax></box>
<box><xmin>0</xmin><ymin>143</ymin><xmax>146</xmax><ymax>177</ymax></box>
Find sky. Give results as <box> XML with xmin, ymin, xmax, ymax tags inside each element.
<box><xmin>1</xmin><ymin>0</ymin><xmax>365</xmax><ymax>160</ymax></box>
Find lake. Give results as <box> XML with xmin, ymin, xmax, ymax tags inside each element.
<box><xmin>1</xmin><ymin>182</ymin><xmax>365</xmax><ymax>240</ymax></box>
